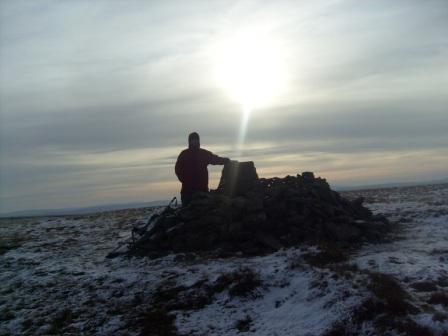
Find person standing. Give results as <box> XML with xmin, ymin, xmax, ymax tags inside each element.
<box><xmin>175</xmin><ymin>132</ymin><xmax>230</xmax><ymax>206</ymax></box>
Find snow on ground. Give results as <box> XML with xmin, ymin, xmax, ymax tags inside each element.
<box><xmin>0</xmin><ymin>183</ymin><xmax>447</xmax><ymax>335</ymax></box>
<box><xmin>346</xmin><ymin>184</ymin><xmax>448</xmax><ymax>334</ymax></box>
<box><xmin>173</xmin><ymin>250</ymin><xmax>365</xmax><ymax>336</ymax></box>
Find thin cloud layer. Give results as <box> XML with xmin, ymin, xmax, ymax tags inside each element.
<box><xmin>1</xmin><ymin>0</ymin><xmax>447</xmax><ymax>212</ymax></box>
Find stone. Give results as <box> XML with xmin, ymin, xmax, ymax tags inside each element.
<box><xmin>217</xmin><ymin>161</ymin><xmax>258</xmax><ymax>196</ymax></box>
<box><xmin>246</xmin><ymin>197</ymin><xmax>264</xmax><ymax>213</ymax></box>
<box><xmin>255</xmin><ymin>231</ymin><xmax>282</xmax><ymax>250</ymax></box>
<box><xmin>123</xmin><ymin>164</ymin><xmax>391</xmax><ymax>259</ymax></box>
<box><xmin>301</xmin><ymin>172</ymin><xmax>315</xmax><ymax>181</ymax></box>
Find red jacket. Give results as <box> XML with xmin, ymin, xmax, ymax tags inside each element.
<box><xmin>175</xmin><ymin>148</ymin><xmax>228</xmax><ymax>193</ymax></box>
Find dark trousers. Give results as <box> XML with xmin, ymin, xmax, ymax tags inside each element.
<box><xmin>181</xmin><ymin>192</ymin><xmax>194</xmax><ymax>207</ymax></box>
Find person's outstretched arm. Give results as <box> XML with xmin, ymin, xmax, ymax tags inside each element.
<box><xmin>208</xmin><ymin>151</ymin><xmax>230</xmax><ymax>165</ymax></box>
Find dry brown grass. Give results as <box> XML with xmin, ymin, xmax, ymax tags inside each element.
<box><xmin>0</xmin><ymin>234</ymin><xmax>29</xmax><ymax>255</ymax></box>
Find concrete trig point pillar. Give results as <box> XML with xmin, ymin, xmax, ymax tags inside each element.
<box><xmin>217</xmin><ymin>161</ymin><xmax>259</xmax><ymax>196</ymax></box>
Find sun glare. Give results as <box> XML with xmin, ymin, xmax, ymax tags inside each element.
<box><xmin>215</xmin><ymin>31</ymin><xmax>287</xmax><ymax>110</ymax></box>
<box><xmin>213</xmin><ymin>31</ymin><xmax>287</xmax><ymax>155</ymax></box>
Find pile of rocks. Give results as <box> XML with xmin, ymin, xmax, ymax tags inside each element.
<box><xmin>127</xmin><ymin>162</ymin><xmax>390</xmax><ymax>258</ymax></box>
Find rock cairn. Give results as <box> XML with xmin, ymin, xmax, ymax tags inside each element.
<box><xmin>127</xmin><ymin>162</ymin><xmax>390</xmax><ymax>258</ymax></box>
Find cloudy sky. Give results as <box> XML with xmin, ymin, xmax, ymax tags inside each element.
<box><xmin>1</xmin><ymin>0</ymin><xmax>447</xmax><ymax>213</ymax></box>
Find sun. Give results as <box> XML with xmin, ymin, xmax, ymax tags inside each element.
<box><xmin>214</xmin><ymin>31</ymin><xmax>287</xmax><ymax>110</ymax></box>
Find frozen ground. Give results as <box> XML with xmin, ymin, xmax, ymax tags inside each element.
<box><xmin>0</xmin><ymin>184</ymin><xmax>447</xmax><ymax>335</ymax></box>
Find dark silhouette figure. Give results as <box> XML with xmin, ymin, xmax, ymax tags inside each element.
<box><xmin>175</xmin><ymin>132</ymin><xmax>230</xmax><ymax>206</ymax></box>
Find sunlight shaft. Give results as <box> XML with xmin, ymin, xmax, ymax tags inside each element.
<box><xmin>235</xmin><ymin>106</ymin><xmax>251</xmax><ymax>157</ymax></box>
